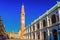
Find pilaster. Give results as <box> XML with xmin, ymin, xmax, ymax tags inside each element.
<box><xmin>31</xmin><ymin>33</ymin><xmax>33</xmax><ymax>39</ymax></box>
<box><xmin>29</xmin><ymin>34</ymin><xmax>30</xmax><ymax>39</ymax></box>
<box><xmin>40</xmin><ymin>21</ymin><xmax>43</xmax><ymax>40</ymax></box>
<box><xmin>35</xmin><ymin>24</ymin><xmax>38</xmax><ymax>39</ymax></box>
<box><xmin>58</xmin><ymin>8</ymin><xmax>60</xmax><ymax>23</ymax></box>
<box><xmin>57</xmin><ymin>2</ymin><xmax>60</xmax><ymax>22</ymax></box>
<box><xmin>35</xmin><ymin>32</ymin><xmax>37</xmax><ymax>39</ymax></box>
<box><xmin>26</xmin><ymin>35</ymin><xmax>28</xmax><ymax>39</ymax></box>
<box><xmin>35</xmin><ymin>24</ymin><xmax>37</xmax><ymax>31</ymax></box>
<box><xmin>47</xmin><ymin>16</ymin><xmax>50</xmax><ymax>40</ymax></box>
<box><xmin>31</xmin><ymin>26</ymin><xmax>33</xmax><ymax>32</ymax></box>
<box><xmin>50</xmin><ymin>17</ymin><xmax>52</xmax><ymax>26</ymax></box>
<box><xmin>40</xmin><ymin>31</ymin><xmax>43</xmax><ymax>40</ymax></box>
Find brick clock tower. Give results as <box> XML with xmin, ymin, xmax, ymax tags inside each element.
<box><xmin>20</xmin><ymin>5</ymin><xmax>25</xmax><ymax>39</ymax></box>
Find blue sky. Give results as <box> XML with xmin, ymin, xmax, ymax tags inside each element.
<box><xmin>0</xmin><ymin>0</ymin><xmax>60</xmax><ymax>33</ymax></box>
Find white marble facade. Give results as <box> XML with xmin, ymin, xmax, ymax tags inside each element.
<box><xmin>24</xmin><ymin>2</ymin><xmax>60</xmax><ymax>40</ymax></box>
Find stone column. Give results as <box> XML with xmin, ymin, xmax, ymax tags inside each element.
<box><xmin>29</xmin><ymin>34</ymin><xmax>30</xmax><ymax>39</ymax></box>
<box><xmin>31</xmin><ymin>26</ymin><xmax>33</xmax><ymax>32</ymax></box>
<box><xmin>35</xmin><ymin>32</ymin><xmax>37</xmax><ymax>39</ymax></box>
<box><xmin>26</xmin><ymin>35</ymin><xmax>28</xmax><ymax>39</ymax></box>
<box><xmin>57</xmin><ymin>2</ymin><xmax>60</xmax><ymax>22</ymax></box>
<box><xmin>40</xmin><ymin>21</ymin><xmax>43</xmax><ymax>29</ymax></box>
<box><xmin>31</xmin><ymin>33</ymin><xmax>33</xmax><ymax>39</ymax></box>
<box><xmin>40</xmin><ymin>21</ymin><xmax>43</xmax><ymax>40</ymax></box>
<box><xmin>35</xmin><ymin>24</ymin><xmax>37</xmax><ymax>39</ymax></box>
<box><xmin>57</xmin><ymin>2</ymin><xmax>60</xmax><ymax>40</ymax></box>
<box><xmin>47</xmin><ymin>16</ymin><xmax>50</xmax><ymax>27</ymax></box>
<box><xmin>47</xmin><ymin>29</ymin><xmax>50</xmax><ymax>40</ymax></box>
<box><xmin>47</xmin><ymin>16</ymin><xmax>50</xmax><ymax>40</ymax></box>
<box><xmin>40</xmin><ymin>31</ymin><xmax>43</xmax><ymax>40</ymax></box>
<box><xmin>50</xmin><ymin>17</ymin><xmax>52</xmax><ymax>26</ymax></box>
<box><xmin>35</xmin><ymin>24</ymin><xmax>37</xmax><ymax>31</ymax></box>
<box><xmin>58</xmin><ymin>5</ymin><xmax>60</xmax><ymax>32</ymax></box>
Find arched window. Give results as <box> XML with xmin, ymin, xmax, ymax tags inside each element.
<box><xmin>43</xmin><ymin>20</ymin><xmax>46</xmax><ymax>27</ymax></box>
<box><xmin>44</xmin><ymin>32</ymin><xmax>46</xmax><ymax>40</ymax></box>
<box><xmin>38</xmin><ymin>34</ymin><xmax>40</xmax><ymax>39</ymax></box>
<box><xmin>33</xmin><ymin>25</ymin><xmax>35</xmax><ymax>31</ymax></box>
<box><xmin>37</xmin><ymin>32</ymin><xmax>40</xmax><ymax>39</ymax></box>
<box><xmin>51</xmin><ymin>14</ymin><xmax>56</xmax><ymax>24</ymax></box>
<box><xmin>52</xmin><ymin>29</ymin><xmax>57</xmax><ymax>40</ymax></box>
<box><xmin>33</xmin><ymin>33</ymin><xmax>35</xmax><ymax>39</ymax></box>
<box><xmin>37</xmin><ymin>23</ymin><xmax>40</xmax><ymax>29</ymax></box>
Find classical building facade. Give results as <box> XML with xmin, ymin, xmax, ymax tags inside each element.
<box><xmin>24</xmin><ymin>2</ymin><xmax>60</xmax><ymax>40</ymax></box>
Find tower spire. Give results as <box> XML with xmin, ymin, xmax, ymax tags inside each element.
<box><xmin>20</xmin><ymin>4</ymin><xmax>25</xmax><ymax>39</ymax></box>
<box><xmin>21</xmin><ymin>4</ymin><xmax>25</xmax><ymax>15</ymax></box>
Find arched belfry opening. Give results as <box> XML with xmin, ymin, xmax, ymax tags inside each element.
<box><xmin>51</xmin><ymin>14</ymin><xmax>56</xmax><ymax>24</ymax></box>
<box><xmin>52</xmin><ymin>29</ymin><xmax>58</xmax><ymax>40</ymax></box>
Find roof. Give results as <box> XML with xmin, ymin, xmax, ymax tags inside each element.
<box><xmin>25</xmin><ymin>2</ymin><xmax>60</xmax><ymax>29</ymax></box>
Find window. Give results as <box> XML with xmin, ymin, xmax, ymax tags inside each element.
<box><xmin>37</xmin><ymin>23</ymin><xmax>40</xmax><ymax>29</ymax></box>
<box><xmin>43</xmin><ymin>20</ymin><xmax>47</xmax><ymax>27</ymax></box>
<box><xmin>33</xmin><ymin>33</ymin><xmax>35</xmax><ymax>39</ymax></box>
<box><xmin>37</xmin><ymin>32</ymin><xmax>40</xmax><ymax>39</ymax></box>
<box><xmin>44</xmin><ymin>32</ymin><xmax>46</xmax><ymax>40</ymax></box>
<box><xmin>33</xmin><ymin>25</ymin><xmax>35</xmax><ymax>31</ymax></box>
<box><xmin>51</xmin><ymin>14</ymin><xmax>56</xmax><ymax>24</ymax></box>
<box><xmin>38</xmin><ymin>34</ymin><xmax>40</xmax><ymax>39</ymax></box>
<box><xmin>52</xmin><ymin>29</ymin><xmax>57</xmax><ymax>40</ymax></box>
